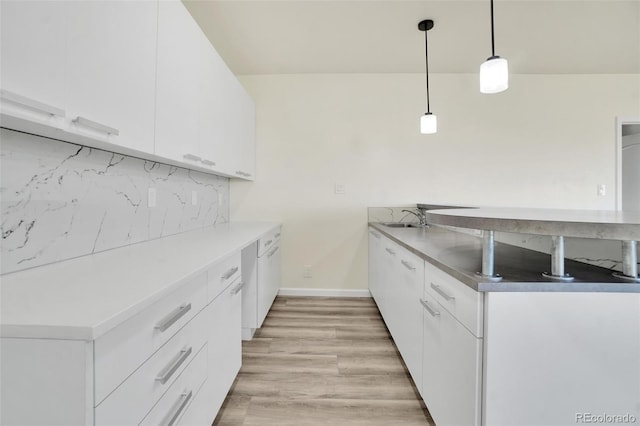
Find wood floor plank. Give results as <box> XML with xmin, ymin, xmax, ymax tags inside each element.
<box><xmin>213</xmin><ymin>296</ymin><xmax>433</xmax><ymax>425</ymax></box>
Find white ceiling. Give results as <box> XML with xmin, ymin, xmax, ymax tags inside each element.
<box><xmin>184</xmin><ymin>0</ymin><xmax>640</xmax><ymax>75</ymax></box>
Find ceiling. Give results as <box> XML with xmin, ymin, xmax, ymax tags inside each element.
<box><xmin>184</xmin><ymin>0</ymin><xmax>640</xmax><ymax>75</ymax></box>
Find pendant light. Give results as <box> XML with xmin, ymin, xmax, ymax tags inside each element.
<box><xmin>480</xmin><ymin>0</ymin><xmax>509</xmax><ymax>94</ymax></box>
<box><xmin>418</xmin><ymin>19</ymin><xmax>437</xmax><ymax>134</ymax></box>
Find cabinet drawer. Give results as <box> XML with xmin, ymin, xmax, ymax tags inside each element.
<box><xmin>140</xmin><ymin>343</ymin><xmax>207</xmax><ymax>426</ymax></box>
<box><xmin>94</xmin><ymin>272</ymin><xmax>207</xmax><ymax>403</ymax></box>
<box><xmin>424</xmin><ymin>262</ymin><xmax>483</xmax><ymax>337</ymax></box>
<box><xmin>208</xmin><ymin>251</ymin><xmax>241</xmax><ymax>302</ymax></box>
<box><xmin>257</xmin><ymin>227</ymin><xmax>281</xmax><ymax>257</ymax></box>
<box><xmin>95</xmin><ymin>311</ymin><xmax>207</xmax><ymax>425</ymax></box>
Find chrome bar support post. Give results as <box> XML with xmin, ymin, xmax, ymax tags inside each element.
<box><xmin>476</xmin><ymin>230</ymin><xmax>502</xmax><ymax>281</ymax></box>
<box><xmin>613</xmin><ymin>240</ymin><xmax>640</xmax><ymax>282</ymax></box>
<box><xmin>543</xmin><ymin>235</ymin><xmax>574</xmax><ymax>281</ymax></box>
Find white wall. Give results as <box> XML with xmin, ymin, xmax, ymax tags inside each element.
<box><xmin>230</xmin><ymin>73</ymin><xmax>640</xmax><ymax>291</ymax></box>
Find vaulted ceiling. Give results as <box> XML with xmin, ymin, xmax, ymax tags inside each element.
<box><xmin>184</xmin><ymin>0</ymin><xmax>640</xmax><ymax>75</ymax></box>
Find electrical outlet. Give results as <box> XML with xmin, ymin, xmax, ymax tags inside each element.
<box><xmin>303</xmin><ymin>265</ymin><xmax>312</xmax><ymax>278</ymax></box>
<box><xmin>334</xmin><ymin>183</ymin><xmax>346</xmax><ymax>195</ymax></box>
<box><xmin>148</xmin><ymin>188</ymin><xmax>157</xmax><ymax>208</ymax></box>
<box><xmin>597</xmin><ymin>184</ymin><xmax>606</xmax><ymax>197</ymax></box>
<box><xmin>191</xmin><ymin>190</ymin><xmax>198</xmax><ymax>206</ymax></box>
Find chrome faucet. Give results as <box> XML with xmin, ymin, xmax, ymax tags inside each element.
<box><xmin>401</xmin><ymin>209</ymin><xmax>427</xmax><ymax>226</ymax></box>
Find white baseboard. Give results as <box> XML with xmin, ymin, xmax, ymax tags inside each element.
<box><xmin>278</xmin><ymin>288</ymin><xmax>372</xmax><ymax>298</ymax></box>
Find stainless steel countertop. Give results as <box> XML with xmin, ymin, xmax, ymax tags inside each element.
<box><xmin>425</xmin><ymin>207</ymin><xmax>640</xmax><ymax>240</ymax></box>
<box><xmin>369</xmin><ymin>223</ymin><xmax>640</xmax><ymax>293</ymax></box>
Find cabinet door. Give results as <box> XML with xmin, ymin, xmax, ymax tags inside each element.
<box><xmin>421</xmin><ymin>294</ymin><xmax>482</xmax><ymax>426</ymax></box>
<box><xmin>65</xmin><ymin>1</ymin><xmax>157</xmax><ymax>153</ymax></box>
<box><xmin>198</xmin><ymin>40</ymin><xmax>228</xmax><ymax>171</ymax></box>
<box><xmin>155</xmin><ymin>0</ymin><xmax>201</xmax><ymax>165</ymax></box>
<box><xmin>257</xmin><ymin>243</ymin><xmax>281</xmax><ymax>327</ymax></box>
<box><xmin>207</xmin><ymin>280</ymin><xmax>243</xmax><ymax>420</ymax></box>
<box><xmin>379</xmin><ymin>239</ymin><xmax>399</xmax><ymax>334</ymax></box>
<box><xmin>232</xmin><ymin>83</ymin><xmax>256</xmax><ymax>180</ymax></box>
<box><xmin>395</xmin><ymin>247</ymin><xmax>424</xmax><ymax>390</ymax></box>
<box><xmin>368</xmin><ymin>228</ymin><xmax>382</xmax><ymax>302</ymax></box>
<box><xmin>0</xmin><ymin>1</ymin><xmax>66</xmax><ymax>125</ymax></box>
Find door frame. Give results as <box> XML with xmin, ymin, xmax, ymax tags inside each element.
<box><xmin>615</xmin><ymin>116</ymin><xmax>640</xmax><ymax>210</ymax></box>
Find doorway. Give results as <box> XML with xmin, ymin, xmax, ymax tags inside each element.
<box><xmin>616</xmin><ymin>117</ymin><xmax>640</xmax><ymax>210</ymax></box>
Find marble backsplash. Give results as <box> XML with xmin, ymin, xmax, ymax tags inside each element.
<box><xmin>1</xmin><ymin>128</ymin><xmax>229</xmax><ymax>274</ymax></box>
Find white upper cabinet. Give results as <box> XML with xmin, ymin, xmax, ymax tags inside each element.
<box><xmin>155</xmin><ymin>0</ymin><xmax>201</xmax><ymax>166</ymax></box>
<box><xmin>0</xmin><ymin>1</ymin><xmax>66</xmax><ymax>127</ymax></box>
<box><xmin>65</xmin><ymin>1</ymin><xmax>157</xmax><ymax>153</ymax></box>
<box><xmin>1</xmin><ymin>0</ymin><xmax>255</xmax><ymax>180</ymax></box>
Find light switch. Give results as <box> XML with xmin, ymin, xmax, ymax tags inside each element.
<box><xmin>334</xmin><ymin>183</ymin><xmax>346</xmax><ymax>195</ymax></box>
<box><xmin>148</xmin><ymin>188</ymin><xmax>157</xmax><ymax>208</ymax></box>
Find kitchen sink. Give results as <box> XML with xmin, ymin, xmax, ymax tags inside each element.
<box><xmin>382</xmin><ymin>222</ymin><xmax>428</xmax><ymax>228</ymax></box>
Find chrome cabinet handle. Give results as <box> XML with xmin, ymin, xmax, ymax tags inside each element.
<box><xmin>72</xmin><ymin>116</ymin><xmax>119</xmax><ymax>136</ymax></box>
<box><xmin>162</xmin><ymin>389</ymin><xmax>193</xmax><ymax>426</ymax></box>
<box><xmin>231</xmin><ymin>281</ymin><xmax>245</xmax><ymax>295</ymax></box>
<box><xmin>265</xmin><ymin>239</ymin><xmax>273</xmax><ymax>247</ymax></box>
<box><xmin>267</xmin><ymin>246</ymin><xmax>279</xmax><ymax>258</ymax></box>
<box><xmin>369</xmin><ymin>231</ymin><xmax>380</xmax><ymax>239</ymax></box>
<box><xmin>155</xmin><ymin>303</ymin><xmax>192</xmax><ymax>332</ymax></box>
<box><xmin>201</xmin><ymin>159</ymin><xmax>216</xmax><ymax>166</ymax></box>
<box><xmin>183</xmin><ymin>153</ymin><xmax>202</xmax><ymax>162</ymax></box>
<box><xmin>385</xmin><ymin>247</ymin><xmax>396</xmax><ymax>255</ymax></box>
<box><xmin>235</xmin><ymin>170</ymin><xmax>251</xmax><ymax>177</ymax></box>
<box><xmin>0</xmin><ymin>89</ymin><xmax>65</xmax><ymax>117</ymax></box>
<box><xmin>275</xmin><ymin>233</ymin><xmax>281</xmax><ymax>238</ymax></box>
<box><xmin>401</xmin><ymin>260</ymin><xmax>416</xmax><ymax>271</ymax></box>
<box><xmin>156</xmin><ymin>347</ymin><xmax>192</xmax><ymax>385</ymax></box>
<box><xmin>420</xmin><ymin>299</ymin><xmax>440</xmax><ymax>317</ymax></box>
<box><xmin>222</xmin><ymin>266</ymin><xmax>239</xmax><ymax>280</ymax></box>
<box><xmin>430</xmin><ymin>283</ymin><xmax>455</xmax><ymax>301</ymax></box>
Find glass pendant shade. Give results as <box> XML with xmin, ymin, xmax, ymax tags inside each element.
<box><xmin>420</xmin><ymin>113</ymin><xmax>437</xmax><ymax>134</ymax></box>
<box><xmin>480</xmin><ymin>56</ymin><xmax>508</xmax><ymax>94</ymax></box>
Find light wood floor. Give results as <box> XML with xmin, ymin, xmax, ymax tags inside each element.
<box><xmin>212</xmin><ymin>296</ymin><xmax>434</xmax><ymax>425</ymax></box>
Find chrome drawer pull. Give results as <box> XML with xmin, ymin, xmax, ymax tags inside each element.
<box><xmin>0</xmin><ymin>89</ymin><xmax>65</xmax><ymax>117</ymax></box>
<box><xmin>222</xmin><ymin>266</ymin><xmax>239</xmax><ymax>280</ymax></box>
<box><xmin>201</xmin><ymin>159</ymin><xmax>216</xmax><ymax>166</ymax></box>
<box><xmin>265</xmin><ymin>239</ymin><xmax>273</xmax><ymax>247</ymax></box>
<box><xmin>385</xmin><ymin>247</ymin><xmax>396</xmax><ymax>255</ymax></box>
<box><xmin>401</xmin><ymin>260</ymin><xmax>416</xmax><ymax>271</ymax></box>
<box><xmin>72</xmin><ymin>116</ymin><xmax>119</xmax><ymax>136</ymax></box>
<box><xmin>231</xmin><ymin>281</ymin><xmax>245</xmax><ymax>295</ymax></box>
<box><xmin>267</xmin><ymin>246</ymin><xmax>279</xmax><ymax>258</ymax></box>
<box><xmin>155</xmin><ymin>303</ymin><xmax>192</xmax><ymax>332</ymax></box>
<box><xmin>369</xmin><ymin>231</ymin><xmax>381</xmax><ymax>239</ymax></box>
<box><xmin>430</xmin><ymin>283</ymin><xmax>455</xmax><ymax>301</ymax></box>
<box><xmin>420</xmin><ymin>299</ymin><xmax>440</xmax><ymax>317</ymax></box>
<box><xmin>156</xmin><ymin>347</ymin><xmax>192</xmax><ymax>385</ymax></box>
<box><xmin>162</xmin><ymin>389</ymin><xmax>193</xmax><ymax>426</ymax></box>
<box><xmin>275</xmin><ymin>233</ymin><xmax>281</xmax><ymax>238</ymax></box>
<box><xmin>183</xmin><ymin>153</ymin><xmax>202</xmax><ymax>162</ymax></box>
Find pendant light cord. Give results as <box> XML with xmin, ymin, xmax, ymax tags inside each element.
<box><xmin>424</xmin><ymin>28</ymin><xmax>430</xmax><ymax>113</ymax></box>
<box><xmin>490</xmin><ymin>0</ymin><xmax>496</xmax><ymax>57</ymax></box>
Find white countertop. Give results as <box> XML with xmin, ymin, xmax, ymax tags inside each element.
<box><xmin>426</xmin><ymin>208</ymin><xmax>640</xmax><ymax>240</ymax></box>
<box><xmin>0</xmin><ymin>222</ymin><xmax>280</xmax><ymax>341</ymax></box>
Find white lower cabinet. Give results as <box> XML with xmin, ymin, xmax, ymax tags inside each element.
<box><xmin>421</xmin><ymin>289</ymin><xmax>482</xmax><ymax>426</ymax></box>
<box><xmin>0</xmin><ymin>254</ymin><xmax>244</xmax><ymax>425</ymax></box>
<box><xmin>241</xmin><ymin>227</ymin><xmax>282</xmax><ymax>339</ymax></box>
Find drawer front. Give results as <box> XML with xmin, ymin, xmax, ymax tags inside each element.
<box><xmin>208</xmin><ymin>251</ymin><xmax>241</xmax><ymax>302</ymax></box>
<box><xmin>95</xmin><ymin>311</ymin><xmax>207</xmax><ymax>425</ymax></box>
<box><xmin>257</xmin><ymin>226</ymin><xmax>281</xmax><ymax>257</ymax></box>
<box><xmin>139</xmin><ymin>343</ymin><xmax>207</xmax><ymax>426</ymax></box>
<box><xmin>424</xmin><ymin>261</ymin><xmax>483</xmax><ymax>337</ymax></box>
<box><xmin>94</xmin><ymin>272</ymin><xmax>207</xmax><ymax>403</ymax></box>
